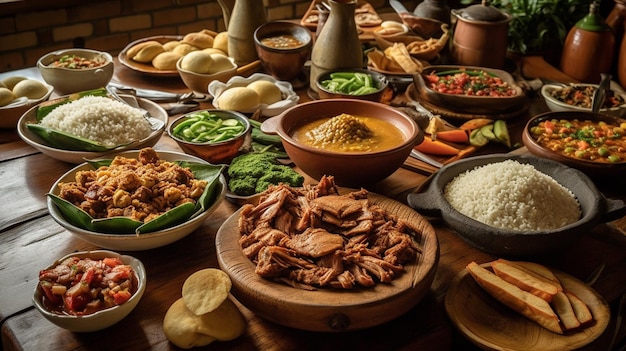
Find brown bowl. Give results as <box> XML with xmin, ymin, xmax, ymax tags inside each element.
<box><xmin>168</xmin><ymin>109</ymin><xmax>251</xmax><ymax>164</ymax></box>
<box><xmin>176</xmin><ymin>56</ymin><xmax>237</xmax><ymax>94</ymax></box>
<box><xmin>260</xmin><ymin>99</ymin><xmax>423</xmax><ymax>187</ymax></box>
<box><xmin>522</xmin><ymin>111</ymin><xmax>626</xmax><ymax>179</ymax></box>
<box><xmin>413</xmin><ymin>65</ymin><xmax>526</xmax><ymax>114</ymax></box>
<box><xmin>254</xmin><ymin>21</ymin><xmax>313</xmax><ymax>81</ymax></box>
<box><xmin>316</xmin><ymin>68</ymin><xmax>389</xmax><ymax>102</ymax></box>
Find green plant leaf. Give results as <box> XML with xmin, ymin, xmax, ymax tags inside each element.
<box><xmin>47</xmin><ymin>194</ymin><xmax>97</xmax><ymax>231</ymax></box>
<box><xmin>26</xmin><ymin>124</ymin><xmax>121</xmax><ymax>152</ymax></box>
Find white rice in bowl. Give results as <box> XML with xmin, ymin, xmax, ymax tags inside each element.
<box><xmin>443</xmin><ymin>160</ymin><xmax>581</xmax><ymax>231</ymax></box>
<box><xmin>39</xmin><ymin>95</ymin><xmax>152</xmax><ymax>146</ymax></box>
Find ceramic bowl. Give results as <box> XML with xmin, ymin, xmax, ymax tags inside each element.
<box><xmin>17</xmin><ymin>94</ymin><xmax>167</xmax><ymax>164</ymax></box>
<box><xmin>260</xmin><ymin>99</ymin><xmax>423</xmax><ymax>187</ymax></box>
<box><xmin>0</xmin><ymin>80</ymin><xmax>54</xmax><ymax>129</ymax></box>
<box><xmin>522</xmin><ymin>110</ymin><xmax>626</xmax><ymax>179</ymax></box>
<box><xmin>254</xmin><ymin>21</ymin><xmax>313</xmax><ymax>81</ymax></box>
<box><xmin>541</xmin><ymin>83</ymin><xmax>626</xmax><ymax>117</ymax></box>
<box><xmin>168</xmin><ymin>109</ymin><xmax>251</xmax><ymax>164</ymax></box>
<box><xmin>407</xmin><ymin>154</ymin><xmax>626</xmax><ymax>256</ymax></box>
<box><xmin>47</xmin><ymin>150</ymin><xmax>226</xmax><ymax>251</ymax></box>
<box><xmin>32</xmin><ymin>250</ymin><xmax>146</xmax><ymax>332</ymax></box>
<box><xmin>316</xmin><ymin>68</ymin><xmax>389</xmax><ymax>102</ymax></box>
<box><xmin>413</xmin><ymin>65</ymin><xmax>526</xmax><ymax>114</ymax></box>
<box><xmin>209</xmin><ymin>73</ymin><xmax>299</xmax><ymax>116</ymax></box>
<box><xmin>37</xmin><ymin>49</ymin><xmax>114</xmax><ymax>94</ymax></box>
<box><xmin>176</xmin><ymin>55</ymin><xmax>238</xmax><ymax>94</ymax></box>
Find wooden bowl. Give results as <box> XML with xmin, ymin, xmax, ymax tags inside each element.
<box><xmin>522</xmin><ymin>111</ymin><xmax>626</xmax><ymax>179</ymax></box>
<box><xmin>413</xmin><ymin>65</ymin><xmax>526</xmax><ymax>115</ymax></box>
<box><xmin>216</xmin><ymin>192</ymin><xmax>439</xmax><ymax>332</ymax></box>
<box><xmin>446</xmin><ymin>261</ymin><xmax>610</xmax><ymax>351</ymax></box>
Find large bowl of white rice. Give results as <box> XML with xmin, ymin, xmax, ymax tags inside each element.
<box><xmin>17</xmin><ymin>93</ymin><xmax>167</xmax><ymax>163</ymax></box>
<box><xmin>407</xmin><ymin>154</ymin><xmax>626</xmax><ymax>256</ymax></box>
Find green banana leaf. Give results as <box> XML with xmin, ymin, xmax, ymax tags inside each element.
<box><xmin>26</xmin><ymin>124</ymin><xmax>125</xmax><ymax>151</ymax></box>
<box><xmin>27</xmin><ymin>88</ymin><xmax>130</xmax><ymax>151</ymax></box>
<box><xmin>47</xmin><ymin>160</ymin><xmax>225</xmax><ymax>235</ymax></box>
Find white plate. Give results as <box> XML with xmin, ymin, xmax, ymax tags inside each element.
<box><xmin>208</xmin><ymin>73</ymin><xmax>299</xmax><ymax>116</ymax></box>
<box><xmin>47</xmin><ymin>150</ymin><xmax>226</xmax><ymax>251</ymax></box>
<box><xmin>17</xmin><ymin>94</ymin><xmax>168</xmax><ymax>164</ymax></box>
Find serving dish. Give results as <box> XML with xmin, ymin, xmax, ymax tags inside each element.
<box><xmin>407</xmin><ymin>154</ymin><xmax>626</xmax><ymax>256</ymax></box>
<box><xmin>315</xmin><ymin>68</ymin><xmax>389</xmax><ymax>102</ymax></box>
<box><xmin>37</xmin><ymin>49</ymin><xmax>114</xmax><ymax>94</ymax></box>
<box><xmin>0</xmin><ymin>82</ymin><xmax>53</xmax><ymax>129</ymax></box>
<box><xmin>260</xmin><ymin>98</ymin><xmax>423</xmax><ymax>187</ymax></box>
<box><xmin>118</xmin><ymin>35</ymin><xmax>184</xmax><ymax>77</ymax></box>
<box><xmin>446</xmin><ymin>261</ymin><xmax>609</xmax><ymax>350</ymax></box>
<box><xmin>216</xmin><ymin>191</ymin><xmax>439</xmax><ymax>332</ymax></box>
<box><xmin>413</xmin><ymin>65</ymin><xmax>527</xmax><ymax>115</ymax></box>
<box><xmin>209</xmin><ymin>73</ymin><xmax>299</xmax><ymax>116</ymax></box>
<box><xmin>254</xmin><ymin>21</ymin><xmax>313</xmax><ymax>82</ymax></box>
<box><xmin>32</xmin><ymin>250</ymin><xmax>146</xmax><ymax>332</ymax></box>
<box><xmin>176</xmin><ymin>54</ymin><xmax>237</xmax><ymax>93</ymax></box>
<box><xmin>47</xmin><ymin>150</ymin><xmax>226</xmax><ymax>251</ymax></box>
<box><xmin>541</xmin><ymin>83</ymin><xmax>626</xmax><ymax>117</ymax></box>
<box><xmin>17</xmin><ymin>94</ymin><xmax>167</xmax><ymax>164</ymax></box>
<box><xmin>522</xmin><ymin>111</ymin><xmax>626</xmax><ymax>179</ymax></box>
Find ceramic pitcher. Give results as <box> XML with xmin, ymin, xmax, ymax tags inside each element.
<box><xmin>226</xmin><ymin>0</ymin><xmax>267</xmax><ymax>66</ymax></box>
<box><xmin>309</xmin><ymin>0</ymin><xmax>363</xmax><ymax>92</ymax></box>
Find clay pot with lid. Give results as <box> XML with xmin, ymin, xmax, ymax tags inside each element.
<box><xmin>450</xmin><ymin>0</ymin><xmax>512</xmax><ymax>68</ymax></box>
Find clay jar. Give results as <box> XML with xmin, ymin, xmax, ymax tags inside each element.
<box><xmin>227</xmin><ymin>0</ymin><xmax>267</xmax><ymax>66</ymax></box>
<box><xmin>561</xmin><ymin>2</ymin><xmax>614</xmax><ymax>84</ymax></box>
<box><xmin>309</xmin><ymin>0</ymin><xmax>363</xmax><ymax>93</ymax></box>
<box><xmin>450</xmin><ymin>0</ymin><xmax>512</xmax><ymax>69</ymax></box>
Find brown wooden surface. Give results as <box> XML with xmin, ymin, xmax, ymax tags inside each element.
<box><xmin>216</xmin><ymin>193</ymin><xmax>439</xmax><ymax>332</ymax></box>
<box><xmin>0</xmin><ymin>55</ymin><xmax>625</xmax><ymax>351</ymax></box>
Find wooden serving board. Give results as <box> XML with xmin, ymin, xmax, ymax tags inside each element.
<box><xmin>445</xmin><ymin>262</ymin><xmax>610</xmax><ymax>351</ymax></box>
<box><xmin>215</xmin><ymin>192</ymin><xmax>439</xmax><ymax>332</ymax></box>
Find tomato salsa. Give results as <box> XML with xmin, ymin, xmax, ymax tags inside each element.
<box><xmin>529</xmin><ymin>118</ymin><xmax>626</xmax><ymax>163</ymax></box>
<box><xmin>38</xmin><ymin>256</ymin><xmax>137</xmax><ymax>316</ymax></box>
<box><xmin>424</xmin><ymin>69</ymin><xmax>518</xmax><ymax>97</ymax></box>
<box><xmin>51</xmin><ymin>54</ymin><xmax>106</xmax><ymax>69</ymax></box>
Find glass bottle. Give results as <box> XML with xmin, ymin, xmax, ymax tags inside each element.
<box><xmin>560</xmin><ymin>1</ymin><xmax>614</xmax><ymax>84</ymax></box>
<box><xmin>227</xmin><ymin>0</ymin><xmax>267</xmax><ymax>66</ymax></box>
<box><xmin>309</xmin><ymin>0</ymin><xmax>363</xmax><ymax>93</ymax></box>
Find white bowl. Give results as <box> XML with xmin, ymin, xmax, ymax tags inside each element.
<box><xmin>209</xmin><ymin>73</ymin><xmax>299</xmax><ymax>116</ymax></box>
<box><xmin>32</xmin><ymin>250</ymin><xmax>146</xmax><ymax>332</ymax></box>
<box><xmin>541</xmin><ymin>83</ymin><xmax>626</xmax><ymax>117</ymax></box>
<box><xmin>37</xmin><ymin>49</ymin><xmax>114</xmax><ymax>95</ymax></box>
<box><xmin>47</xmin><ymin>150</ymin><xmax>226</xmax><ymax>251</ymax></box>
<box><xmin>0</xmin><ymin>81</ymin><xmax>53</xmax><ymax>129</ymax></box>
<box><xmin>17</xmin><ymin>94</ymin><xmax>167</xmax><ymax>164</ymax></box>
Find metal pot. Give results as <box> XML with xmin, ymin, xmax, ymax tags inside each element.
<box><xmin>450</xmin><ymin>0</ymin><xmax>512</xmax><ymax>68</ymax></box>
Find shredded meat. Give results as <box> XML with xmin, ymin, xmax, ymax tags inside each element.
<box><xmin>238</xmin><ymin>175</ymin><xmax>422</xmax><ymax>290</ymax></box>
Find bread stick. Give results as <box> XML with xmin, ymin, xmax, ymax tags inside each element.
<box><xmin>466</xmin><ymin>261</ymin><xmax>563</xmax><ymax>334</ymax></box>
<box><xmin>491</xmin><ymin>259</ymin><xmax>561</xmax><ymax>302</ymax></box>
<box><xmin>552</xmin><ymin>291</ymin><xmax>581</xmax><ymax>330</ymax></box>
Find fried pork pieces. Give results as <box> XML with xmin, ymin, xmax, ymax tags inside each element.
<box><xmin>238</xmin><ymin>176</ymin><xmax>422</xmax><ymax>290</ymax></box>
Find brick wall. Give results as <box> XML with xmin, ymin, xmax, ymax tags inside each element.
<box><xmin>0</xmin><ymin>0</ymin><xmax>398</xmax><ymax>73</ymax></box>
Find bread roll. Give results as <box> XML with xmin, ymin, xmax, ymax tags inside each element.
<box><xmin>466</xmin><ymin>262</ymin><xmax>563</xmax><ymax>334</ymax></box>
<box><xmin>173</xmin><ymin>43</ymin><xmax>199</xmax><ymax>56</ymax></box>
<box><xmin>152</xmin><ymin>51</ymin><xmax>182</xmax><ymax>70</ymax></box>
<box><xmin>0</xmin><ymin>87</ymin><xmax>15</xmax><ymax>106</ymax></box>
<box><xmin>162</xmin><ymin>40</ymin><xmax>181</xmax><ymax>51</ymax></box>
<box><xmin>12</xmin><ymin>79</ymin><xmax>48</xmax><ymax>99</ymax></box>
<box><xmin>182</xmin><ymin>32</ymin><xmax>214</xmax><ymax>49</ymax></box>
<box><xmin>127</xmin><ymin>40</ymin><xmax>161</xmax><ymax>59</ymax></box>
<box><xmin>132</xmin><ymin>42</ymin><xmax>165</xmax><ymax>62</ymax></box>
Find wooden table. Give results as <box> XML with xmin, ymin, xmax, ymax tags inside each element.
<box><xmin>1</xmin><ymin>57</ymin><xmax>625</xmax><ymax>351</ymax></box>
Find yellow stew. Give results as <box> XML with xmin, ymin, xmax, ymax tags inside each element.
<box><xmin>292</xmin><ymin>113</ymin><xmax>405</xmax><ymax>153</ymax></box>
<box><xmin>530</xmin><ymin>118</ymin><xmax>626</xmax><ymax>163</ymax></box>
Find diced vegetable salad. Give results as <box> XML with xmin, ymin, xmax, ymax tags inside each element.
<box><xmin>424</xmin><ymin>69</ymin><xmax>518</xmax><ymax>97</ymax></box>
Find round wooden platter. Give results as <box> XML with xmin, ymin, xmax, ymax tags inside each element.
<box><xmin>215</xmin><ymin>192</ymin><xmax>439</xmax><ymax>332</ymax></box>
<box><xmin>445</xmin><ymin>262</ymin><xmax>610</xmax><ymax>351</ymax></box>
<box><xmin>118</xmin><ymin>35</ymin><xmax>184</xmax><ymax>77</ymax></box>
